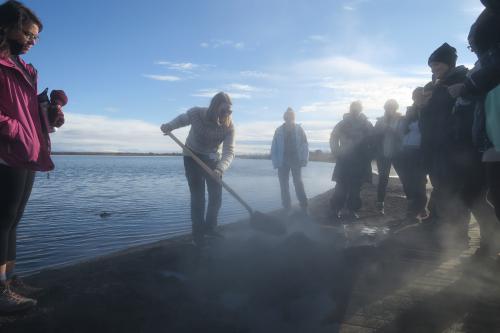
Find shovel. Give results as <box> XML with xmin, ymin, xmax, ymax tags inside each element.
<box><xmin>167</xmin><ymin>132</ymin><xmax>286</xmax><ymax>235</ymax></box>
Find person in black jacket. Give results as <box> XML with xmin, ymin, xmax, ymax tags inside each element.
<box><xmin>419</xmin><ymin>43</ymin><xmax>470</xmax><ymax>244</ymax></box>
<box><xmin>447</xmin><ymin>5</ymin><xmax>500</xmax><ymax>255</ymax></box>
<box><xmin>398</xmin><ymin>88</ymin><xmax>428</xmax><ymax>221</ymax></box>
<box><xmin>330</xmin><ymin>101</ymin><xmax>373</xmax><ymax>221</ymax></box>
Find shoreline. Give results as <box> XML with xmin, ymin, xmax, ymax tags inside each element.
<box><xmin>51</xmin><ymin>151</ymin><xmax>334</xmax><ymax>163</ymax></box>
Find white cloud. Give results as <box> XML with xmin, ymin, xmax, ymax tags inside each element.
<box><xmin>235</xmin><ymin>120</ymin><xmax>337</xmax><ymax>146</ymax></box>
<box><xmin>192</xmin><ymin>83</ymin><xmax>266</xmax><ymax>100</ymax></box>
<box><xmin>342</xmin><ymin>0</ymin><xmax>371</xmax><ymax>11</ymax></box>
<box><xmin>293</xmin><ymin>56</ymin><xmax>387</xmax><ymax>78</ymax></box>
<box><xmin>300</xmin><ymin>75</ymin><xmax>427</xmax><ymax>121</ymax></box>
<box><xmin>51</xmin><ymin>113</ymin><xmax>190</xmax><ymax>153</ymax></box>
<box><xmin>281</xmin><ymin>56</ymin><xmax>429</xmax><ymax>121</ymax></box>
<box><xmin>51</xmin><ymin>114</ymin><xmax>298</xmax><ymax>154</ymax></box>
<box><xmin>240</xmin><ymin>70</ymin><xmax>272</xmax><ymax>79</ymax></box>
<box><xmin>103</xmin><ymin>107</ymin><xmax>119</xmax><ymax>113</ymax></box>
<box><xmin>142</xmin><ymin>74</ymin><xmax>181</xmax><ymax>82</ymax></box>
<box><xmin>156</xmin><ymin>61</ymin><xmax>199</xmax><ymax>72</ymax></box>
<box><xmin>192</xmin><ymin>89</ymin><xmax>251</xmax><ymax>99</ymax></box>
<box><xmin>299</xmin><ymin>101</ymin><xmax>347</xmax><ymax>114</ymax></box>
<box><xmin>234</xmin><ymin>42</ymin><xmax>245</xmax><ymax>50</ymax></box>
<box><xmin>200</xmin><ymin>39</ymin><xmax>246</xmax><ymax>50</ymax></box>
<box><xmin>228</xmin><ymin>83</ymin><xmax>258</xmax><ymax>92</ymax></box>
<box><xmin>464</xmin><ymin>6</ymin><xmax>484</xmax><ymax>13</ymax></box>
<box><xmin>307</xmin><ymin>35</ymin><xmax>329</xmax><ymax>43</ymax></box>
<box><xmin>154</xmin><ymin>61</ymin><xmax>215</xmax><ymax>73</ymax></box>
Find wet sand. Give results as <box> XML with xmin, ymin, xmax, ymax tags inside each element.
<box><xmin>1</xmin><ymin>176</ymin><xmax>500</xmax><ymax>333</ymax></box>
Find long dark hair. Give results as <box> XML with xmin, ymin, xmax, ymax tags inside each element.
<box><xmin>0</xmin><ymin>0</ymin><xmax>42</xmax><ymax>56</ymax></box>
<box><xmin>207</xmin><ymin>92</ymin><xmax>233</xmax><ymax>128</ymax></box>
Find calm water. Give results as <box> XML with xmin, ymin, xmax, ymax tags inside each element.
<box><xmin>17</xmin><ymin>156</ymin><xmax>334</xmax><ymax>274</ymax></box>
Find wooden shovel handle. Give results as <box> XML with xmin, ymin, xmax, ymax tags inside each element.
<box><xmin>166</xmin><ymin>132</ymin><xmax>254</xmax><ymax>214</ymax></box>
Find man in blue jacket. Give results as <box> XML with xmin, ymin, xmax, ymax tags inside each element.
<box><xmin>271</xmin><ymin>108</ymin><xmax>309</xmax><ymax>214</ymax></box>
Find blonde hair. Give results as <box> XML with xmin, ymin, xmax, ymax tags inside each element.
<box><xmin>207</xmin><ymin>91</ymin><xmax>233</xmax><ymax>128</ymax></box>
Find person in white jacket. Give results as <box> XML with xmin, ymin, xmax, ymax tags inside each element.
<box><xmin>271</xmin><ymin>108</ymin><xmax>309</xmax><ymax>213</ymax></box>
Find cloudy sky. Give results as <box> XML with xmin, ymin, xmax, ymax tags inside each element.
<box><xmin>23</xmin><ymin>0</ymin><xmax>484</xmax><ymax>153</ymax></box>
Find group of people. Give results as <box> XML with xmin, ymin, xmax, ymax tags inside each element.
<box><xmin>0</xmin><ymin>0</ymin><xmax>499</xmax><ymax>316</ymax></box>
<box><xmin>329</xmin><ymin>95</ymin><xmax>429</xmax><ymax>222</ymax></box>
<box><xmin>329</xmin><ymin>0</ymin><xmax>500</xmax><ymax>259</ymax></box>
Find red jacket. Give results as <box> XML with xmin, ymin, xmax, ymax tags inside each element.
<box><xmin>0</xmin><ymin>56</ymin><xmax>54</xmax><ymax>171</ymax></box>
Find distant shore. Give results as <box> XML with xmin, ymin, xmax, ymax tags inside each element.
<box><xmin>51</xmin><ymin>150</ymin><xmax>334</xmax><ymax>163</ymax></box>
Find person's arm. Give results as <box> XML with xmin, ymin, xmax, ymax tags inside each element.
<box><xmin>299</xmin><ymin>126</ymin><xmax>309</xmax><ymax>166</ymax></box>
<box><xmin>216</xmin><ymin>128</ymin><xmax>235</xmax><ymax>173</ymax></box>
<box><xmin>160</xmin><ymin>110</ymin><xmax>192</xmax><ymax>133</ymax></box>
<box><xmin>462</xmin><ymin>56</ymin><xmax>500</xmax><ymax>97</ymax></box>
<box><xmin>0</xmin><ymin>107</ymin><xmax>21</xmax><ymax>140</ymax></box>
<box><xmin>330</xmin><ymin>125</ymin><xmax>340</xmax><ymax>158</ymax></box>
<box><xmin>270</xmin><ymin>129</ymin><xmax>279</xmax><ymax>169</ymax></box>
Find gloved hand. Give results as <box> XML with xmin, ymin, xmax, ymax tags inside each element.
<box><xmin>448</xmin><ymin>83</ymin><xmax>465</xmax><ymax>99</ymax></box>
<box><xmin>49</xmin><ymin>104</ymin><xmax>65</xmax><ymax>128</ymax></box>
<box><xmin>160</xmin><ymin>123</ymin><xmax>172</xmax><ymax>135</ymax></box>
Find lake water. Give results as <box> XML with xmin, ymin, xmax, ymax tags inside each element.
<box><xmin>17</xmin><ymin>156</ymin><xmax>334</xmax><ymax>274</ymax></box>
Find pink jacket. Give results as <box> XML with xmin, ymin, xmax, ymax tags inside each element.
<box><xmin>0</xmin><ymin>56</ymin><xmax>54</xmax><ymax>171</ymax></box>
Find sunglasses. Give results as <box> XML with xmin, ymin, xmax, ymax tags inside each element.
<box><xmin>23</xmin><ymin>30</ymin><xmax>39</xmax><ymax>42</ymax></box>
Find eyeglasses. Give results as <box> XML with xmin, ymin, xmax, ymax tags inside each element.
<box><xmin>467</xmin><ymin>45</ymin><xmax>475</xmax><ymax>52</ymax></box>
<box><xmin>23</xmin><ymin>30</ymin><xmax>39</xmax><ymax>42</ymax></box>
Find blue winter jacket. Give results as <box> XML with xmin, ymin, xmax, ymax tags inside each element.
<box><xmin>270</xmin><ymin>124</ymin><xmax>309</xmax><ymax>169</ymax></box>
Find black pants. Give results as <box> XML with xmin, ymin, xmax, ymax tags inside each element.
<box><xmin>426</xmin><ymin>151</ymin><xmax>462</xmax><ymax>222</ymax></box>
<box><xmin>397</xmin><ymin>148</ymin><xmax>428</xmax><ymax>215</ymax></box>
<box><xmin>184</xmin><ymin>156</ymin><xmax>222</xmax><ymax>238</ymax></box>
<box><xmin>330</xmin><ymin>157</ymin><xmax>366</xmax><ymax>213</ymax></box>
<box><xmin>0</xmin><ymin>165</ymin><xmax>35</xmax><ymax>266</ymax></box>
<box><xmin>427</xmin><ymin>149</ymin><xmax>481</xmax><ymax>242</ymax></box>
<box><xmin>376</xmin><ymin>155</ymin><xmax>404</xmax><ymax>203</ymax></box>
<box><xmin>278</xmin><ymin>165</ymin><xmax>308</xmax><ymax>210</ymax></box>
<box><xmin>486</xmin><ymin>162</ymin><xmax>500</xmax><ymax>221</ymax></box>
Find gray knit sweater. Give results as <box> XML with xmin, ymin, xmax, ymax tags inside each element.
<box><xmin>167</xmin><ymin>107</ymin><xmax>235</xmax><ymax>172</ymax></box>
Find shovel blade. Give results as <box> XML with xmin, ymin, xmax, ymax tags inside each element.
<box><xmin>250</xmin><ymin>211</ymin><xmax>287</xmax><ymax>235</ymax></box>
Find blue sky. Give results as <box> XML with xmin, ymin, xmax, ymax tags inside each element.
<box><xmin>21</xmin><ymin>0</ymin><xmax>484</xmax><ymax>153</ymax></box>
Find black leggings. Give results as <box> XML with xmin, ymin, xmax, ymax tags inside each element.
<box><xmin>376</xmin><ymin>155</ymin><xmax>403</xmax><ymax>203</ymax></box>
<box><xmin>0</xmin><ymin>165</ymin><xmax>35</xmax><ymax>266</ymax></box>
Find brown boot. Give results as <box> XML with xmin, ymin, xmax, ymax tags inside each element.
<box><xmin>0</xmin><ymin>281</ymin><xmax>36</xmax><ymax>314</ymax></box>
<box><xmin>9</xmin><ymin>275</ymin><xmax>43</xmax><ymax>297</ymax></box>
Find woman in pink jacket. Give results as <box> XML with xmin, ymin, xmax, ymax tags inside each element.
<box><xmin>0</xmin><ymin>0</ymin><xmax>65</xmax><ymax>313</ymax></box>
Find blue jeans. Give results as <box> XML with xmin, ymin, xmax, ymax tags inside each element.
<box><xmin>183</xmin><ymin>156</ymin><xmax>222</xmax><ymax>239</ymax></box>
<box><xmin>278</xmin><ymin>165</ymin><xmax>308</xmax><ymax>209</ymax></box>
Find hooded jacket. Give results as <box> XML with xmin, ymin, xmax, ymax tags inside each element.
<box><xmin>462</xmin><ymin>8</ymin><xmax>500</xmax><ymax>97</ymax></box>
<box><xmin>330</xmin><ymin>112</ymin><xmax>373</xmax><ymax>158</ymax></box>
<box><xmin>330</xmin><ymin>113</ymin><xmax>373</xmax><ymax>183</ymax></box>
<box><xmin>0</xmin><ymin>56</ymin><xmax>53</xmax><ymax>171</ymax></box>
<box><xmin>271</xmin><ymin>123</ymin><xmax>308</xmax><ymax>169</ymax></box>
<box><xmin>374</xmin><ymin>112</ymin><xmax>403</xmax><ymax>158</ymax></box>
<box><xmin>419</xmin><ymin>65</ymin><xmax>469</xmax><ymax>153</ymax></box>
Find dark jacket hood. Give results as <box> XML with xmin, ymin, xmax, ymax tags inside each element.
<box><xmin>440</xmin><ymin>65</ymin><xmax>468</xmax><ymax>85</ymax></box>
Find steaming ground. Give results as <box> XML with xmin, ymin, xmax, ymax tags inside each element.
<box><xmin>2</xmin><ymin>177</ymin><xmax>500</xmax><ymax>332</ymax></box>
